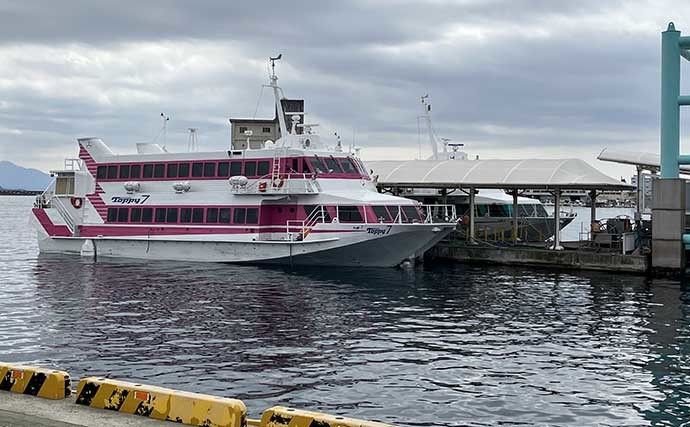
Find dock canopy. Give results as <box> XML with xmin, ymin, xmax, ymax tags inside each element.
<box><xmin>598</xmin><ymin>147</ymin><xmax>690</xmax><ymax>174</ymax></box>
<box><xmin>366</xmin><ymin>158</ymin><xmax>632</xmax><ymax>190</ymax></box>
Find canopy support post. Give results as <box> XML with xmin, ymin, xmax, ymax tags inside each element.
<box><xmin>512</xmin><ymin>190</ymin><xmax>519</xmax><ymax>244</ymax></box>
<box><xmin>550</xmin><ymin>189</ymin><xmax>564</xmax><ymax>250</ymax></box>
<box><xmin>635</xmin><ymin>166</ymin><xmax>642</xmax><ymax>225</ymax></box>
<box><xmin>469</xmin><ymin>187</ymin><xmax>476</xmax><ymax>244</ymax></box>
<box><xmin>589</xmin><ymin>189</ymin><xmax>597</xmax><ymax>239</ymax></box>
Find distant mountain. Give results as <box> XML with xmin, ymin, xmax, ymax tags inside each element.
<box><xmin>0</xmin><ymin>161</ymin><xmax>51</xmax><ymax>191</ymax></box>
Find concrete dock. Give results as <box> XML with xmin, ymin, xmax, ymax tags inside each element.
<box><xmin>0</xmin><ymin>392</ymin><xmax>167</xmax><ymax>427</ymax></box>
<box><xmin>428</xmin><ymin>242</ymin><xmax>650</xmax><ymax>273</ymax></box>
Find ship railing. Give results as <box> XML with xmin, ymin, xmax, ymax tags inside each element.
<box><xmin>34</xmin><ymin>179</ymin><xmax>56</xmax><ymax>208</ymax></box>
<box><xmin>230</xmin><ymin>173</ymin><xmax>321</xmax><ymax>195</ymax></box>
<box><xmin>63</xmin><ymin>158</ymin><xmax>85</xmax><ymax>171</ymax></box>
<box><xmin>51</xmin><ymin>195</ymin><xmax>77</xmax><ymax>235</ymax></box>
<box><xmin>286</xmin><ymin>205</ymin><xmax>327</xmax><ymax>241</ymax></box>
<box><xmin>420</xmin><ymin>204</ymin><xmax>458</xmax><ymax>224</ymax></box>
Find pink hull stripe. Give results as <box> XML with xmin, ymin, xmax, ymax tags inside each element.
<box><xmin>77</xmin><ymin>225</ymin><xmax>364</xmax><ymax>238</ymax></box>
<box><xmin>33</xmin><ymin>208</ymin><xmax>73</xmax><ymax>237</ymax></box>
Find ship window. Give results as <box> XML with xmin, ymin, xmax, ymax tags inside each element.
<box><xmin>290</xmin><ymin>158</ymin><xmax>299</xmax><ymax>173</ymax></box>
<box><xmin>303</xmin><ymin>205</ymin><xmax>331</xmax><ymax>222</ymax></box>
<box><xmin>131</xmin><ymin>207</ymin><xmax>142</xmax><ymax>222</ymax></box>
<box><xmin>338</xmin><ymin>206</ymin><xmax>363</xmax><ymax>222</ymax></box>
<box><xmin>234</xmin><ymin>208</ymin><xmax>246</xmax><ymax>223</ymax></box>
<box><xmin>166</xmin><ymin>208</ymin><xmax>178</xmax><ymax>223</ymax></box>
<box><xmin>143</xmin><ymin>164</ymin><xmax>154</xmax><ymax>178</ymax></box>
<box><xmin>107</xmin><ymin>208</ymin><xmax>118</xmax><ymax>222</ymax></box>
<box><xmin>206</xmin><ymin>208</ymin><xmax>219</xmax><ymax>223</ymax></box>
<box><xmin>218</xmin><ymin>162</ymin><xmax>230</xmax><ymax>177</ymax></box>
<box><xmin>97</xmin><ymin>166</ymin><xmax>107</xmax><ymax>179</ymax></box>
<box><xmin>475</xmin><ymin>205</ymin><xmax>488</xmax><ymax>217</ymax></box>
<box><xmin>219</xmin><ymin>208</ymin><xmax>231</xmax><ymax>223</ymax></box>
<box><xmin>257</xmin><ymin>161</ymin><xmax>270</xmax><ymax>176</ymax></box>
<box><xmin>107</xmin><ymin>165</ymin><xmax>118</xmax><ymax>179</ymax></box>
<box><xmin>535</xmin><ymin>204</ymin><xmax>548</xmax><ymax>218</ymax></box>
<box><xmin>178</xmin><ymin>163</ymin><xmax>190</xmax><ymax>178</ymax></box>
<box><xmin>180</xmin><ymin>208</ymin><xmax>192</xmax><ymax>223</ymax></box>
<box><xmin>142</xmin><ymin>208</ymin><xmax>153</xmax><ymax>223</ymax></box>
<box><xmin>154</xmin><ymin>164</ymin><xmax>165</xmax><ymax>178</ymax></box>
<box><xmin>192</xmin><ymin>162</ymin><xmax>203</xmax><ymax>177</ymax></box>
<box><xmin>302</xmin><ymin>159</ymin><xmax>311</xmax><ymax>173</ymax></box>
<box><xmin>192</xmin><ymin>208</ymin><xmax>204</xmax><ymax>223</ymax></box>
<box><xmin>246</xmin><ymin>208</ymin><xmax>258</xmax><ymax>224</ymax></box>
<box><xmin>340</xmin><ymin>158</ymin><xmax>357</xmax><ymax>174</ymax></box>
<box><xmin>119</xmin><ymin>165</ymin><xmax>130</xmax><ymax>179</ymax></box>
<box><xmin>239</xmin><ymin>126</ymin><xmax>248</xmax><ymax>134</ymax></box>
<box><xmin>372</xmin><ymin>206</ymin><xmax>392</xmax><ymax>222</ymax></box>
<box><xmin>130</xmin><ymin>164</ymin><xmax>141</xmax><ymax>179</ymax></box>
<box><xmin>387</xmin><ymin>206</ymin><xmax>400</xmax><ymax>222</ymax></box>
<box><xmin>309</xmin><ymin>157</ymin><xmax>324</xmax><ymax>173</ymax></box>
<box><xmin>230</xmin><ymin>162</ymin><xmax>242</xmax><ymax>176</ymax></box>
<box><xmin>203</xmin><ymin>162</ymin><xmax>216</xmax><ymax>177</ymax></box>
<box><xmin>155</xmin><ymin>208</ymin><xmax>166</xmax><ymax>223</ymax></box>
<box><xmin>263</xmin><ymin>127</ymin><xmax>271</xmax><ymax>133</ymax></box>
<box><xmin>325</xmin><ymin>157</ymin><xmax>343</xmax><ymax>173</ymax></box>
<box><xmin>167</xmin><ymin>163</ymin><xmax>178</xmax><ymax>178</ymax></box>
<box><xmin>117</xmin><ymin>208</ymin><xmax>129</xmax><ymax>222</ymax></box>
<box><xmin>244</xmin><ymin>161</ymin><xmax>257</xmax><ymax>177</ymax></box>
<box><xmin>402</xmin><ymin>206</ymin><xmax>421</xmax><ymax>222</ymax></box>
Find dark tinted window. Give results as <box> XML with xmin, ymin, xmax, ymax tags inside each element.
<box><xmin>203</xmin><ymin>162</ymin><xmax>216</xmax><ymax>177</ymax></box>
<box><xmin>257</xmin><ymin>161</ymin><xmax>270</xmax><ymax>176</ymax></box>
<box><xmin>218</xmin><ymin>162</ymin><xmax>230</xmax><ymax>177</ymax></box>
<box><xmin>142</xmin><ymin>208</ymin><xmax>153</xmax><ymax>222</ymax></box>
<box><xmin>143</xmin><ymin>164</ymin><xmax>154</xmax><ymax>178</ymax></box>
<box><xmin>154</xmin><ymin>164</ymin><xmax>165</xmax><ymax>178</ymax></box>
<box><xmin>402</xmin><ymin>206</ymin><xmax>421</xmax><ymax>222</ymax></box>
<box><xmin>107</xmin><ymin>165</ymin><xmax>118</xmax><ymax>179</ymax></box>
<box><xmin>233</xmin><ymin>208</ymin><xmax>246</xmax><ymax>224</ymax></box>
<box><xmin>180</xmin><ymin>208</ymin><xmax>192</xmax><ymax>223</ymax></box>
<box><xmin>192</xmin><ymin>208</ymin><xmax>204</xmax><ymax>223</ymax></box>
<box><xmin>291</xmin><ymin>158</ymin><xmax>300</xmax><ymax>173</ymax></box>
<box><xmin>131</xmin><ymin>207</ymin><xmax>142</xmax><ymax>222</ymax></box>
<box><xmin>373</xmin><ymin>206</ymin><xmax>392</xmax><ymax>222</ymax></box>
<box><xmin>246</xmin><ymin>208</ymin><xmax>258</xmax><ymax>224</ymax></box>
<box><xmin>339</xmin><ymin>206</ymin><xmax>363</xmax><ymax>222</ymax></box>
<box><xmin>309</xmin><ymin>157</ymin><xmax>324</xmax><ymax>173</ymax></box>
<box><xmin>107</xmin><ymin>208</ymin><xmax>117</xmax><ymax>222</ymax></box>
<box><xmin>178</xmin><ymin>163</ymin><xmax>190</xmax><ymax>177</ymax></box>
<box><xmin>97</xmin><ymin>166</ymin><xmax>107</xmax><ymax>179</ymax></box>
<box><xmin>230</xmin><ymin>162</ymin><xmax>242</xmax><ymax>176</ymax></box>
<box><xmin>192</xmin><ymin>162</ymin><xmax>203</xmax><ymax>177</ymax></box>
<box><xmin>388</xmin><ymin>206</ymin><xmax>400</xmax><ymax>222</ymax></box>
<box><xmin>325</xmin><ymin>157</ymin><xmax>343</xmax><ymax>173</ymax></box>
<box><xmin>117</xmin><ymin>208</ymin><xmax>129</xmax><ymax>222</ymax></box>
<box><xmin>206</xmin><ymin>208</ymin><xmax>219</xmax><ymax>223</ymax></box>
<box><xmin>219</xmin><ymin>208</ymin><xmax>231</xmax><ymax>223</ymax></box>
<box><xmin>303</xmin><ymin>205</ymin><xmax>331</xmax><ymax>222</ymax></box>
<box><xmin>340</xmin><ymin>158</ymin><xmax>357</xmax><ymax>174</ymax></box>
<box><xmin>167</xmin><ymin>163</ymin><xmax>178</xmax><ymax>178</ymax></box>
<box><xmin>244</xmin><ymin>162</ymin><xmax>256</xmax><ymax>177</ymax></box>
<box><xmin>166</xmin><ymin>208</ymin><xmax>178</xmax><ymax>223</ymax></box>
<box><xmin>302</xmin><ymin>159</ymin><xmax>311</xmax><ymax>173</ymax></box>
<box><xmin>155</xmin><ymin>208</ymin><xmax>166</xmax><ymax>223</ymax></box>
<box><xmin>130</xmin><ymin>164</ymin><xmax>141</xmax><ymax>179</ymax></box>
<box><xmin>119</xmin><ymin>165</ymin><xmax>130</xmax><ymax>179</ymax></box>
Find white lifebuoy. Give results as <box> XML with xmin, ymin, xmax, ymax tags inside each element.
<box><xmin>70</xmin><ymin>197</ymin><xmax>83</xmax><ymax>209</ymax></box>
<box><xmin>272</xmin><ymin>176</ymin><xmax>284</xmax><ymax>188</ymax></box>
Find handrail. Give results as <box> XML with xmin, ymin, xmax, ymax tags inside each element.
<box><xmin>286</xmin><ymin>205</ymin><xmax>327</xmax><ymax>241</ymax></box>
<box><xmin>52</xmin><ymin>196</ymin><xmax>77</xmax><ymax>235</ymax></box>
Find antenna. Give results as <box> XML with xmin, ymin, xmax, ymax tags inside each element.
<box><xmin>160</xmin><ymin>113</ymin><xmax>170</xmax><ymax>149</ymax></box>
<box><xmin>269</xmin><ymin>54</ymin><xmax>282</xmax><ymax>79</ymax></box>
<box><xmin>187</xmin><ymin>128</ymin><xmax>199</xmax><ymax>152</ymax></box>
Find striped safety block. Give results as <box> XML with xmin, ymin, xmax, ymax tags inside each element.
<box><xmin>0</xmin><ymin>363</ymin><xmax>71</xmax><ymax>400</ymax></box>
<box><xmin>260</xmin><ymin>406</ymin><xmax>395</xmax><ymax>427</ymax></box>
<box><xmin>75</xmin><ymin>377</ymin><xmax>247</xmax><ymax>427</ymax></box>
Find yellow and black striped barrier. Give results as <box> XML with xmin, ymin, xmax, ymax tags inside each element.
<box><xmin>0</xmin><ymin>362</ymin><xmax>71</xmax><ymax>400</ymax></box>
<box><xmin>260</xmin><ymin>406</ymin><xmax>394</xmax><ymax>427</ymax></box>
<box><xmin>75</xmin><ymin>377</ymin><xmax>246</xmax><ymax>427</ymax></box>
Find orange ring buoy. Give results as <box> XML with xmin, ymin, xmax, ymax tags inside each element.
<box><xmin>70</xmin><ymin>197</ymin><xmax>83</xmax><ymax>209</ymax></box>
<box><xmin>258</xmin><ymin>181</ymin><xmax>268</xmax><ymax>192</ymax></box>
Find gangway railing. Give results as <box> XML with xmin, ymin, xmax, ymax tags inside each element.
<box><xmin>286</xmin><ymin>205</ymin><xmax>327</xmax><ymax>241</ymax></box>
<box><xmin>52</xmin><ymin>196</ymin><xmax>77</xmax><ymax>235</ymax></box>
<box><xmin>230</xmin><ymin>173</ymin><xmax>321</xmax><ymax>195</ymax></box>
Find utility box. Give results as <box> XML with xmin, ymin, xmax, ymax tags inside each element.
<box><xmin>652</xmin><ymin>178</ymin><xmax>686</xmax><ymax>272</ymax></box>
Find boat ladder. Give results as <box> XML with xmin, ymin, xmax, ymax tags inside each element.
<box><xmin>286</xmin><ymin>205</ymin><xmax>326</xmax><ymax>241</ymax></box>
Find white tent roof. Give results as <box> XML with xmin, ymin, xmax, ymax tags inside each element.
<box><xmin>597</xmin><ymin>147</ymin><xmax>690</xmax><ymax>174</ymax></box>
<box><xmin>366</xmin><ymin>158</ymin><xmax>631</xmax><ymax>190</ymax></box>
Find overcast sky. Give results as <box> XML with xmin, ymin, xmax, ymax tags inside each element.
<box><xmin>1</xmin><ymin>0</ymin><xmax>690</xmax><ymax>179</ymax></box>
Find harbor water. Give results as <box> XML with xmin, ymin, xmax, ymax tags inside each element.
<box><xmin>1</xmin><ymin>196</ymin><xmax>689</xmax><ymax>426</ymax></box>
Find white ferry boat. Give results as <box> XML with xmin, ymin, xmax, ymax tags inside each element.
<box><xmin>31</xmin><ymin>58</ymin><xmax>457</xmax><ymax>267</ymax></box>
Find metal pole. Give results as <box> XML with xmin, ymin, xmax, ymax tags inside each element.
<box><xmin>635</xmin><ymin>167</ymin><xmax>642</xmax><ymax>224</ymax></box>
<box><xmin>552</xmin><ymin>190</ymin><xmax>563</xmax><ymax>250</ymax></box>
<box><xmin>661</xmin><ymin>22</ymin><xmax>681</xmax><ymax>179</ymax></box>
<box><xmin>589</xmin><ymin>189</ymin><xmax>597</xmax><ymax>236</ymax></box>
<box><xmin>512</xmin><ymin>190</ymin><xmax>519</xmax><ymax>243</ymax></box>
<box><xmin>469</xmin><ymin>188</ymin><xmax>476</xmax><ymax>244</ymax></box>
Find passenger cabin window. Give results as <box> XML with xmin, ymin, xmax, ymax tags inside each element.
<box><xmin>290</xmin><ymin>158</ymin><xmax>300</xmax><ymax>173</ymax></box>
<box><xmin>218</xmin><ymin>162</ymin><xmax>230</xmax><ymax>177</ymax></box>
<box><xmin>154</xmin><ymin>164</ymin><xmax>165</xmax><ymax>178</ymax></box>
<box><xmin>244</xmin><ymin>162</ymin><xmax>257</xmax><ymax>177</ymax></box>
<box><xmin>338</xmin><ymin>206</ymin><xmax>363</xmax><ymax>223</ymax></box>
<box><xmin>131</xmin><ymin>207</ymin><xmax>142</xmax><ymax>222</ymax></box>
<box><xmin>387</xmin><ymin>206</ymin><xmax>400</xmax><ymax>222</ymax></box>
<box><xmin>54</xmin><ymin>176</ymin><xmax>75</xmax><ymax>195</ymax></box>
<box><xmin>192</xmin><ymin>162</ymin><xmax>203</xmax><ymax>177</ymax></box>
<box><xmin>372</xmin><ymin>206</ymin><xmax>392</xmax><ymax>222</ymax></box>
<box><xmin>230</xmin><ymin>162</ymin><xmax>242</xmax><ymax>176</ymax></box>
<box><xmin>180</xmin><ymin>208</ymin><xmax>192</xmax><ymax>223</ymax></box>
<box><xmin>155</xmin><ymin>208</ymin><xmax>166</xmax><ymax>223</ymax></box>
<box><xmin>107</xmin><ymin>208</ymin><xmax>117</xmax><ymax>222</ymax></box>
<box><xmin>262</xmin><ymin>127</ymin><xmax>271</xmax><ymax>133</ymax></box>
<box><xmin>178</xmin><ymin>163</ymin><xmax>190</xmax><ymax>177</ymax></box>
<box><xmin>143</xmin><ymin>164</ymin><xmax>154</xmax><ymax>178</ymax></box>
<box><xmin>219</xmin><ymin>208</ymin><xmax>231</xmax><ymax>223</ymax></box>
<box><xmin>119</xmin><ymin>165</ymin><xmax>130</xmax><ymax>179</ymax></box>
<box><xmin>206</xmin><ymin>208</ymin><xmax>219</xmax><ymax>223</ymax></box>
<box><xmin>117</xmin><ymin>208</ymin><xmax>129</xmax><ymax>223</ymax></box>
<box><xmin>340</xmin><ymin>158</ymin><xmax>357</xmax><ymax>174</ymax></box>
<box><xmin>309</xmin><ymin>157</ymin><xmax>324</xmax><ymax>173</ymax></box>
<box><xmin>130</xmin><ymin>165</ymin><xmax>141</xmax><ymax>179</ymax></box>
<box><xmin>303</xmin><ymin>205</ymin><xmax>331</xmax><ymax>222</ymax></box>
<box><xmin>257</xmin><ymin>161</ymin><xmax>270</xmax><ymax>176</ymax></box>
<box><xmin>203</xmin><ymin>162</ymin><xmax>216</xmax><ymax>177</ymax></box>
<box><xmin>107</xmin><ymin>166</ymin><xmax>118</xmax><ymax>179</ymax></box>
<box><xmin>167</xmin><ymin>163</ymin><xmax>178</xmax><ymax>178</ymax></box>
<box><xmin>166</xmin><ymin>208</ymin><xmax>178</xmax><ymax>223</ymax></box>
<box><xmin>192</xmin><ymin>208</ymin><xmax>204</xmax><ymax>223</ymax></box>
<box><xmin>246</xmin><ymin>208</ymin><xmax>258</xmax><ymax>224</ymax></box>
<box><xmin>142</xmin><ymin>208</ymin><xmax>153</xmax><ymax>222</ymax></box>
<box><xmin>97</xmin><ymin>166</ymin><xmax>107</xmax><ymax>179</ymax></box>
<box><xmin>402</xmin><ymin>206</ymin><xmax>422</xmax><ymax>223</ymax></box>
<box><xmin>234</xmin><ymin>208</ymin><xmax>246</xmax><ymax>224</ymax></box>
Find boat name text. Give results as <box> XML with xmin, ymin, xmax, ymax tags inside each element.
<box><xmin>110</xmin><ymin>195</ymin><xmax>151</xmax><ymax>204</ymax></box>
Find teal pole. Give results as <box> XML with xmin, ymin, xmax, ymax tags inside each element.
<box><xmin>661</xmin><ymin>22</ymin><xmax>681</xmax><ymax>179</ymax></box>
